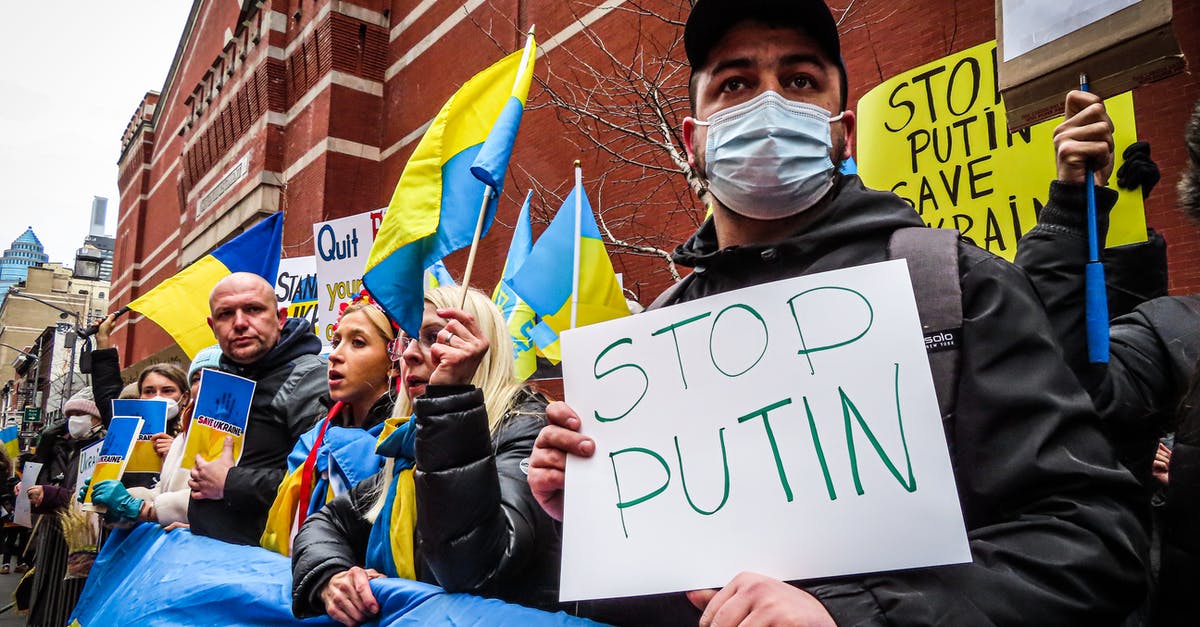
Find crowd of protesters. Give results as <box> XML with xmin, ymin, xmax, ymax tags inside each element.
<box><xmin>5</xmin><ymin>0</ymin><xmax>1200</xmax><ymax>625</ymax></box>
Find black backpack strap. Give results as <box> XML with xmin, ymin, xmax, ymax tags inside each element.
<box><xmin>889</xmin><ymin>227</ymin><xmax>963</xmax><ymax>422</ymax></box>
<box><xmin>648</xmin><ymin>275</ymin><xmax>693</xmax><ymax>311</ymax></box>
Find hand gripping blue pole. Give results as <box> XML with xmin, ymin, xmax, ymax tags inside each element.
<box><xmin>1081</xmin><ymin>75</ymin><xmax>1109</xmax><ymax>363</ymax></box>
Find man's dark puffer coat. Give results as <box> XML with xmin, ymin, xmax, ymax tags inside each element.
<box><xmin>291</xmin><ymin>385</ymin><xmax>560</xmax><ymax>617</ymax></box>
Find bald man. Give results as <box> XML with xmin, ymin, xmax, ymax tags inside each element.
<box><xmin>188</xmin><ymin>272</ymin><xmax>328</xmax><ymax>545</ymax></box>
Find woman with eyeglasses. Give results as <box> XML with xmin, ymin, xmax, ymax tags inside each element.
<box><xmin>291</xmin><ymin>286</ymin><xmax>560</xmax><ymax>626</ymax></box>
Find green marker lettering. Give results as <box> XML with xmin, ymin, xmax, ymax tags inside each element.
<box><xmin>787</xmin><ymin>286</ymin><xmax>875</xmax><ymax>375</ymax></box>
<box><xmin>737</xmin><ymin>398</ymin><xmax>795</xmax><ymax>502</ymax></box>
<box><xmin>609</xmin><ymin>447</ymin><xmax>671</xmax><ymax>538</ymax></box>
<box><xmin>841</xmin><ymin>363</ymin><xmax>917</xmax><ymax>495</ymax></box>
<box><xmin>651</xmin><ymin>312</ymin><xmax>711</xmax><ymax>390</ymax></box>
<box><xmin>709</xmin><ymin>304</ymin><xmax>768</xmax><ymax>378</ymax></box>
<box><xmin>592</xmin><ymin>338</ymin><xmax>648</xmax><ymax>422</ymax></box>
<box><xmin>803</xmin><ymin>396</ymin><xmax>838</xmax><ymax>501</ymax></box>
<box><xmin>674</xmin><ymin>428</ymin><xmax>731</xmax><ymax>516</ymax></box>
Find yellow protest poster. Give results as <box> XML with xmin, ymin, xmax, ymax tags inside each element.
<box><xmin>856</xmin><ymin>41</ymin><xmax>1147</xmax><ymax>260</ymax></box>
<box><xmin>82</xmin><ymin>416</ymin><xmax>143</xmax><ymax>512</ymax></box>
<box><xmin>179</xmin><ymin>369</ymin><xmax>255</xmax><ymax>470</ymax></box>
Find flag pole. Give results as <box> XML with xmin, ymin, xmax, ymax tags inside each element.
<box><xmin>570</xmin><ymin>160</ymin><xmax>582</xmax><ymax>329</ymax></box>
<box><xmin>1079</xmin><ymin>73</ymin><xmax>1109</xmax><ymax>363</ymax></box>
<box><xmin>458</xmin><ymin>186</ymin><xmax>493</xmax><ymax>308</ymax></box>
<box><xmin>512</xmin><ymin>26</ymin><xmax>536</xmax><ymax>92</ymax></box>
<box><xmin>458</xmin><ymin>27</ymin><xmax>537</xmax><ymax>309</ymax></box>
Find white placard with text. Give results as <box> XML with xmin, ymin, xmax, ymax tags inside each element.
<box><xmin>559</xmin><ymin>260</ymin><xmax>970</xmax><ymax>600</ymax></box>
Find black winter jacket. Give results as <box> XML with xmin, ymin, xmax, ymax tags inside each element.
<box><xmin>1014</xmin><ymin>182</ymin><xmax>1200</xmax><ymax>626</ymax></box>
<box><xmin>90</xmin><ymin>347</ymin><xmax>126</xmax><ymax>428</ymax></box>
<box><xmin>577</xmin><ymin>175</ymin><xmax>1148</xmax><ymax>626</ymax></box>
<box><xmin>189</xmin><ymin>317</ymin><xmax>327</xmax><ymax>545</ymax></box>
<box><xmin>291</xmin><ymin>385</ymin><xmax>559</xmax><ymax>617</ymax></box>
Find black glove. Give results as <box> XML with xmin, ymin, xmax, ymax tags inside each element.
<box><xmin>1116</xmin><ymin>141</ymin><xmax>1160</xmax><ymax>198</ymax></box>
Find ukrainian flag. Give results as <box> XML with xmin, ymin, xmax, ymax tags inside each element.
<box><xmin>505</xmin><ymin>179</ymin><xmax>629</xmax><ymax>349</ymax></box>
<box><xmin>492</xmin><ymin>191</ymin><xmax>542</xmax><ymax>380</ymax></box>
<box><xmin>423</xmin><ymin>260</ymin><xmax>457</xmax><ymax>291</ymax></box>
<box><xmin>364</xmin><ymin>34</ymin><xmax>537</xmax><ymax>336</ymax></box>
<box><xmin>127</xmin><ymin>212</ymin><xmax>283</xmax><ymax>358</ymax></box>
<box><xmin>0</xmin><ymin>426</ymin><xmax>18</xmax><ymax>461</ymax></box>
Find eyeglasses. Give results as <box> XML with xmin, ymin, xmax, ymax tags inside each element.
<box><xmin>389</xmin><ymin>326</ymin><xmax>445</xmax><ymax>360</ymax></box>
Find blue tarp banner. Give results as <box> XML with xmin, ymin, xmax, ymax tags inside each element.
<box><xmin>70</xmin><ymin>524</ymin><xmax>600</xmax><ymax>626</ymax></box>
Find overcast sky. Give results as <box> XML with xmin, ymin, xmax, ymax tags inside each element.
<box><xmin>0</xmin><ymin>1</ymin><xmax>193</xmax><ymax>267</ymax></box>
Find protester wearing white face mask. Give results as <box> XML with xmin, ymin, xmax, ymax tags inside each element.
<box><xmin>25</xmin><ymin>388</ymin><xmax>105</xmax><ymax>627</ymax></box>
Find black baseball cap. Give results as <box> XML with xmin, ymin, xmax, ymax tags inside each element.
<box><xmin>684</xmin><ymin>0</ymin><xmax>849</xmax><ymax>109</ymax></box>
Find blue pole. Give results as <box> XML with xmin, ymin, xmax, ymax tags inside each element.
<box><xmin>1080</xmin><ymin>74</ymin><xmax>1109</xmax><ymax>363</ymax></box>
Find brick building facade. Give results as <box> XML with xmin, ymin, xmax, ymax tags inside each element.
<box><xmin>110</xmin><ymin>0</ymin><xmax>1200</xmax><ymax>368</ymax></box>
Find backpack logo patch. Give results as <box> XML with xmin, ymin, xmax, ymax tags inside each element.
<box><xmin>923</xmin><ymin>328</ymin><xmax>961</xmax><ymax>353</ymax></box>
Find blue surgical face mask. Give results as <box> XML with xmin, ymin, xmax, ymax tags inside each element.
<box><xmin>694</xmin><ymin>91</ymin><xmax>844</xmax><ymax>220</ymax></box>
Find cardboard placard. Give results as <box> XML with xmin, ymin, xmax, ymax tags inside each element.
<box><xmin>180</xmin><ymin>369</ymin><xmax>256</xmax><ymax>470</ymax></box>
<box><xmin>558</xmin><ymin>260</ymin><xmax>970</xmax><ymax>601</ymax></box>
<box><xmin>996</xmin><ymin>0</ymin><xmax>1184</xmax><ymax>130</ymax></box>
<box><xmin>856</xmin><ymin>41</ymin><xmax>1148</xmax><ymax>260</ymax></box>
<box><xmin>76</xmin><ymin>440</ymin><xmax>102</xmax><ymax>496</ymax></box>
<box><xmin>112</xmin><ymin>399</ymin><xmax>170</xmax><ymax>475</ymax></box>
<box><xmin>14</xmin><ymin>461</ymin><xmax>42</xmax><ymax>528</ymax></box>
<box><xmin>312</xmin><ymin>209</ymin><xmax>386</xmax><ymax>345</ymax></box>
<box><xmin>82</xmin><ymin>417</ymin><xmax>144</xmax><ymax>512</ymax></box>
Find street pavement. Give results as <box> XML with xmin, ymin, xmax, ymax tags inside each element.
<box><xmin>0</xmin><ymin>565</ymin><xmax>25</xmax><ymax>626</ymax></box>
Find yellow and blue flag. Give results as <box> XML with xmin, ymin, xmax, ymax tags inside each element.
<box><xmin>0</xmin><ymin>426</ymin><xmax>18</xmax><ymax>461</ymax></box>
<box><xmin>492</xmin><ymin>191</ymin><xmax>544</xmax><ymax>380</ymax></box>
<box><xmin>364</xmin><ymin>35</ymin><xmax>537</xmax><ymax>336</ymax></box>
<box><xmin>423</xmin><ymin>260</ymin><xmax>457</xmax><ymax>291</ymax></box>
<box><xmin>128</xmin><ymin>212</ymin><xmax>283</xmax><ymax>358</ymax></box>
<box><xmin>505</xmin><ymin>180</ymin><xmax>629</xmax><ymax>350</ymax></box>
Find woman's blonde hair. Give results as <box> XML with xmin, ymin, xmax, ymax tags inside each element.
<box><xmin>366</xmin><ymin>286</ymin><xmax>525</xmax><ymax>524</ymax></box>
<box><xmin>392</xmin><ymin>285</ymin><xmax>524</xmax><ymax>431</ymax></box>
<box><xmin>339</xmin><ymin>300</ymin><xmax>398</xmax><ymax>343</ymax></box>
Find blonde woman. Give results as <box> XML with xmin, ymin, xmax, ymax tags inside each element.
<box><xmin>291</xmin><ymin>286</ymin><xmax>560</xmax><ymax>625</ymax></box>
<box><xmin>260</xmin><ymin>293</ymin><xmax>399</xmax><ymax>555</ymax></box>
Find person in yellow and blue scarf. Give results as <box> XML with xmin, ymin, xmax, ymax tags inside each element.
<box><xmin>260</xmin><ymin>291</ymin><xmax>400</xmax><ymax>556</ymax></box>
<box><xmin>291</xmin><ymin>286</ymin><xmax>563</xmax><ymax>625</ymax></box>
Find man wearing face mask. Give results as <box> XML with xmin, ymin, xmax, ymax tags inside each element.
<box><xmin>528</xmin><ymin>1</ymin><xmax>1147</xmax><ymax>625</ymax></box>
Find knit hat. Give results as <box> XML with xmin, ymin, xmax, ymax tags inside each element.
<box><xmin>189</xmin><ymin>344</ymin><xmax>223</xmax><ymax>381</ymax></box>
<box><xmin>63</xmin><ymin>388</ymin><xmax>100</xmax><ymax>419</ymax></box>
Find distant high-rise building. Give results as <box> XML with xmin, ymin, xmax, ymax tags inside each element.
<box><xmin>89</xmin><ymin>197</ymin><xmax>108</xmax><ymax>237</ymax></box>
<box><xmin>0</xmin><ymin>228</ymin><xmax>48</xmax><ymax>293</ymax></box>
<box><xmin>78</xmin><ymin>197</ymin><xmax>114</xmax><ymax>281</ymax></box>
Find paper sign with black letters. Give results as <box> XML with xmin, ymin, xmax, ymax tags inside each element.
<box><xmin>559</xmin><ymin>260</ymin><xmax>970</xmax><ymax>601</ymax></box>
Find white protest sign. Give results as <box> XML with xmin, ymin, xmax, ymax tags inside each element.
<box><xmin>276</xmin><ymin>255</ymin><xmax>323</xmax><ymax>349</ymax></box>
<box><xmin>76</xmin><ymin>440</ymin><xmax>102</xmax><ymax>494</ymax></box>
<box><xmin>1001</xmin><ymin>0</ymin><xmax>1139</xmax><ymax>61</ymax></box>
<box><xmin>313</xmin><ymin>209</ymin><xmax>385</xmax><ymax>345</ymax></box>
<box><xmin>559</xmin><ymin>260</ymin><xmax>970</xmax><ymax>600</ymax></box>
<box><xmin>14</xmin><ymin>461</ymin><xmax>42</xmax><ymax>528</ymax></box>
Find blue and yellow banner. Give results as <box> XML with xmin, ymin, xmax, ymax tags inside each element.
<box><xmin>180</xmin><ymin>369</ymin><xmax>255</xmax><ymax>471</ymax></box>
<box><xmin>364</xmin><ymin>36</ymin><xmax>537</xmax><ymax>336</ymax></box>
<box><xmin>71</xmin><ymin>524</ymin><xmax>601</xmax><ymax>626</ymax></box>
<box><xmin>129</xmin><ymin>212</ymin><xmax>284</xmax><ymax>358</ymax></box>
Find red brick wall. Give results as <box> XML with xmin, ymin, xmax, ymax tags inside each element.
<box><xmin>110</xmin><ymin>0</ymin><xmax>1200</xmax><ymax>365</ymax></box>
